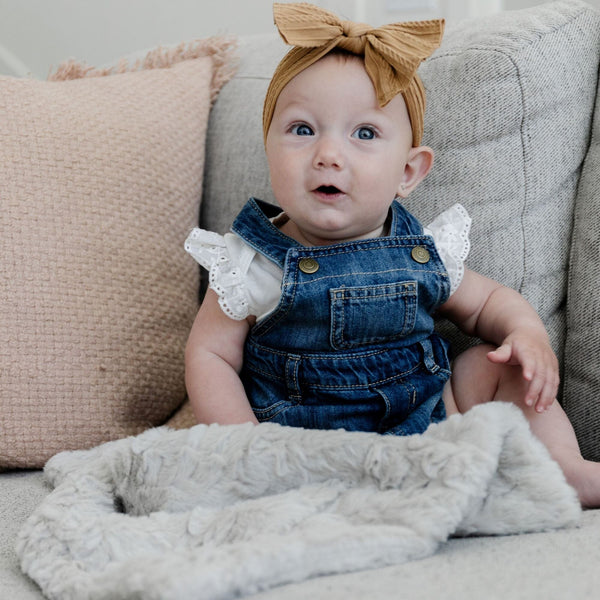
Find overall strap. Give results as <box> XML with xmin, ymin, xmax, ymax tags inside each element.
<box><xmin>389</xmin><ymin>200</ymin><xmax>424</xmax><ymax>237</ymax></box>
<box><xmin>231</xmin><ymin>198</ymin><xmax>300</xmax><ymax>269</ymax></box>
<box><xmin>232</xmin><ymin>198</ymin><xmax>425</xmax><ymax>268</ymax></box>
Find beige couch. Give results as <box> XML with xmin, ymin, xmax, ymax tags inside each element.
<box><xmin>3</xmin><ymin>1</ymin><xmax>600</xmax><ymax>598</ymax></box>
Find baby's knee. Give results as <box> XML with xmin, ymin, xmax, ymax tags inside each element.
<box><xmin>452</xmin><ymin>343</ymin><xmax>497</xmax><ymax>379</ymax></box>
<box><xmin>450</xmin><ymin>343</ymin><xmax>529</xmax><ymax>411</ymax></box>
<box><xmin>449</xmin><ymin>344</ymin><xmax>504</xmax><ymax>412</ymax></box>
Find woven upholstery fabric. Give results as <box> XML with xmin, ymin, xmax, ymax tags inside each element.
<box><xmin>412</xmin><ymin>0</ymin><xmax>600</xmax><ymax>363</ymax></box>
<box><xmin>564</xmin><ymin>76</ymin><xmax>600</xmax><ymax>461</ymax></box>
<box><xmin>203</xmin><ymin>0</ymin><xmax>600</xmax><ymax>380</ymax></box>
<box><xmin>201</xmin><ymin>35</ymin><xmax>282</xmax><ymax>233</ymax></box>
<box><xmin>0</xmin><ymin>39</ymin><xmax>236</xmax><ymax>468</ymax></box>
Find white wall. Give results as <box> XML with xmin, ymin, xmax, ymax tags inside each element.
<box><xmin>0</xmin><ymin>0</ymin><xmax>273</xmax><ymax>78</ymax></box>
<box><xmin>504</xmin><ymin>0</ymin><xmax>599</xmax><ymax>7</ymax></box>
<box><xmin>1</xmin><ymin>0</ymin><xmax>598</xmax><ymax>78</ymax></box>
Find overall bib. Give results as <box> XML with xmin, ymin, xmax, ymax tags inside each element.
<box><xmin>233</xmin><ymin>198</ymin><xmax>452</xmax><ymax>436</ymax></box>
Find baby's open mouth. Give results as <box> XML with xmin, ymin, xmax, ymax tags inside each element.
<box><xmin>316</xmin><ymin>185</ymin><xmax>342</xmax><ymax>195</ymax></box>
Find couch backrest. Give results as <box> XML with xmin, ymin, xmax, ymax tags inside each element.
<box><xmin>419</xmin><ymin>0</ymin><xmax>600</xmax><ymax>362</ymax></box>
<box><xmin>563</xmin><ymin>22</ymin><xmax>600</xmax><ymax>460</ymax></box>
<box><xmin>201</xmin><ymin>34</ymin><xmax>282</xmax><ymax>232</ymax></box>
<box><xmin>201</xmin><ymin>1</ymin><xmax>600</xmax><ymax>456</ymax></box>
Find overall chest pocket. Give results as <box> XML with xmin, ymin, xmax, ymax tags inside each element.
<box><xmin>329</xmin><ymin>282</ymin><xmax>418</xmax><ymax>350</ymax></box>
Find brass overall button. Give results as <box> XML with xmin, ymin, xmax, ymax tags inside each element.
<box><xmin>299</xmin><ymin>258</ymin><xmax>320</xmax><ymax>274</ymax></box>
<box><xmin>411</xmin><ymin>246</ymin><xmax>430</xmax><ymax>264</ymax></box>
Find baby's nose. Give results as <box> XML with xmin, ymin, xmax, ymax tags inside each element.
<box><xmin>313</xmin><ymin>136</ymin><xmax>344</xmax><ymax>169</ymax></box>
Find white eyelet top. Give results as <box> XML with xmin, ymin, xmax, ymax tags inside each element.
<box><xmin>185</xmin><ymin>203</ymin><xmax>471</xmax><ymax>321</ymax></box>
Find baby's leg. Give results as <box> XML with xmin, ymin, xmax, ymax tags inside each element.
<box><xmin>444</xmin><ymin>344</ymin><xmax>600</xmax><ymax>508</ymax></box>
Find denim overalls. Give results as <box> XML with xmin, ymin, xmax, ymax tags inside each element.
<box><xmin>233</xmin><ymin>198</ymin><xmax>452</xmax><ymax>436</ymax></box>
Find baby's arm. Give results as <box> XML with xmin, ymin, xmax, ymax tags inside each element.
<box><xmin>438</xmin><ymin>269</ymin><xmax>559</xmax><ymax>412</ymax></box>
<box><xmin>185</xmin><ymin>289</ymin><xmax>259</xmax><ymax>425</ymax></box>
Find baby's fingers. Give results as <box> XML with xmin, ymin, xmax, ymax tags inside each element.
<box><xmin>534</xmin><ymin>374</ymin><xmax>559</xmax><ymax>413</ymax></box>
<box><xmin>522</xmin><ymin>370</ymin><xmax>543</xmax><ymax>409</ymax></box>
<box><xmin>523</xmin><ymin>363</ymin><xmax>559</xmax><ymax>413</ymax></box>
<box><xmin>487</xmin><ymin>343</ymin><xmax>514</xmax><ymax>364</ymax></box>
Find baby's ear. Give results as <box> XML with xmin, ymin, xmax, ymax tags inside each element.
<box><xmin>397</xmin><ymin>146</ymin><xmax>434</xmax><ymax>198</ymax></box>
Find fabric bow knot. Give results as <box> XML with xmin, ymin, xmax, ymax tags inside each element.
<box><xmin>262</xmin><ymin>2</ymin><xmax>445</xmax><ymax>147</ymax></box>
<box><xmin>339</xmin><ymin>20</ymin><xmax>371</xmax><ymax>47</ymax></box>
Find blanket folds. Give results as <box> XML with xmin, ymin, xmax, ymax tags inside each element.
<box><xmin>17</xmin><ymin>403</ymin><xmax>580</xmax><ymax>600</ymax></box>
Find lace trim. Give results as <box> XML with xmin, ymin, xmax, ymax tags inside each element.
<box><xmin>184</xmin><ymin>228</ymin><xmax>250</xmax><ymax>320</ymax></box>
<box><xmin>185</xmin><ymin>202</ymin><xmax>471</xmax><ymax>318</ymax></box>
<box><xmin>424</xmin><ymin>203</ymin><xmax>471</xmax><ymax>295</ymax></box>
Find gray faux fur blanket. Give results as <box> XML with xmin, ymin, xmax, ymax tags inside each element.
<box><xmin>17</xmin><ymin>403</ymin><xmax>580</xmax><ymax>600</ymax></box>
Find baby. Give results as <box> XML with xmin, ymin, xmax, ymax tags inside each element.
<box><xmin>185</xmin><ymin>3</ymin><xmax>600</xmax><ymax>507</ymax></box>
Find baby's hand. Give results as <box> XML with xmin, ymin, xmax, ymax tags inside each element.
<box><xmin>486</xmin><ymin>330</ymin><xmax>559</xmax><ymax>413</ymax></box>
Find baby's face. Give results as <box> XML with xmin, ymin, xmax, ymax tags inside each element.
<box><xmin>265</xmin><ymin>53</ymin><xmax>415</xmax><ymax>246</ymax></box>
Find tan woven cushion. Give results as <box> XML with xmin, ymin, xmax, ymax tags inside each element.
<box><xmin>0</xmin><ymin>39</ymin><xmax>236</xmax><ymax>468</ymax></box>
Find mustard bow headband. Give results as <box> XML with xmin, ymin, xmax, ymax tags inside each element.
<box><xmin>262</xmin><ymin>2</ymin><xmax>444</xmax><ymax>146</ymax></box>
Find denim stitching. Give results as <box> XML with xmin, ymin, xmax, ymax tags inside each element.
<box><xmin>331</xmin><ymin>282</ymin><xmax>419</xmax><ymax>350</ymax></box>
<box><xmin>253</xmin><ymin>401</ymin><xmax>294</xmax><ymax>421</ymax></box>
<box><xmin>246</xmin><ymin>339</ymin><xmax>420</xmax><ymax>361</ymax></box>
<box><xmin>286</xmin><ymin>355</ymin><xmax>302</xmax><ymax>402</ymax></box>
<box><xmin>307</xmin><ymin>365</ymin><xmax>421</xmax><ymax>390</ymax></box>
<box><xmin>292</xmin><ymin>236</ymin><xmax>437</xmax><ymax>256</ymax></box>
<box><xmin>373</xmin><ymin>386</ymin><xmax>392</xmax><ymax>421</ymax></box>
<box><xmin>285</xmin><ymin>268</ymin><xmax>449</xmax><ymax>288</ymax></box>
<box><xmin>245</xmin><ymin>355</ymin><xmax>423</xmax><ymax>388</ymax></box>
<box><xmin>251</xmin><ymin>255</ymin><xmax>299</xmax><ymax>337</ymax></box>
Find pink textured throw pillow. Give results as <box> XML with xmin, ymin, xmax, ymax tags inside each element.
<box><xmin>0</xmin><ymin>39</ymin><xmax>236</xmax><ymax>468</ymax></box>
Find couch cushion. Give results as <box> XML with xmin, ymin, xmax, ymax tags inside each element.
<box><xmin>563</xmin><ymin>56</ymin><xmax>600</xmax><ymax>461</ymax></box>
<box><xmin>417</xmin><ymin>0</ymin><xmax>600</xmax><ymax>364</ymax></box>
<box><xmin>201</xmin><ymin>34</ymin><xmax>284</xmax><ymax>234</ymax></box>
<box><xmin>202</xmin><ymin>1</ymin><xmax>600</xmax><ymax>378</ymax></box>
<box><xmin>0</xmin><ymin>38</ymin><xmax>236</xmax><ymax>468</ymax></box>
<box><xmin>0</xmin><ymin>472</ymin><xmax>49</xmax><ymax>598</ymax></box>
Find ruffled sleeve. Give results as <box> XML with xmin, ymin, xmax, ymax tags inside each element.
<box><xmin>424</xmin><ymin>203</ymin><xmax>471</xmax><ymax>295</ymax></box>
<box><xmin>184</xmin><ymin>228</ymin><xmax>251</xmax><ymax>320</ymax></box>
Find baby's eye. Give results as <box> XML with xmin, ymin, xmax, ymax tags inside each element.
<box><xmin>291</xmin><ymin>123</ymin><xmax>314</xmax><ymax>136</ymax></box>
<box><xmin>352</xmin><ymin>126</ymin><xmax>376</xmax><ymax>140</ymax></box>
